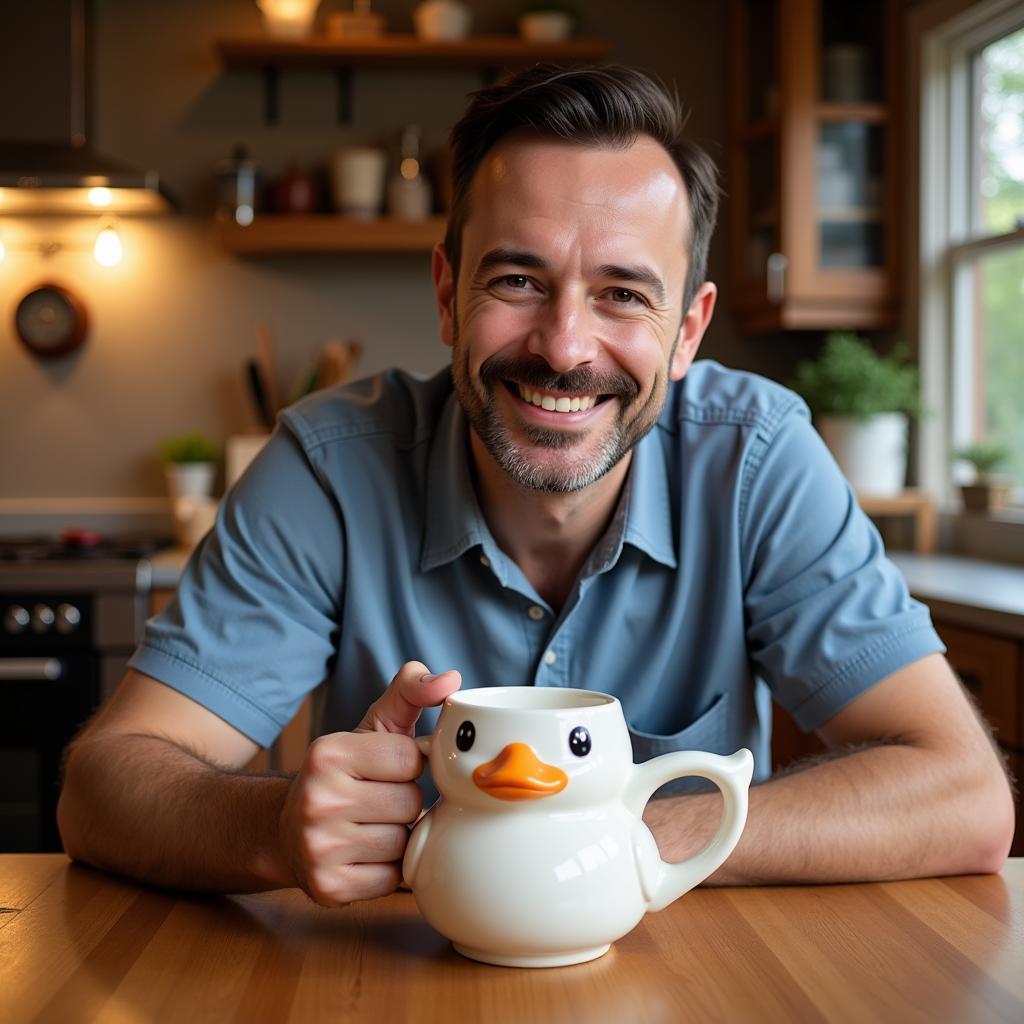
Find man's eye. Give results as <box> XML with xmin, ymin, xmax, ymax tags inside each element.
<box><xmin>609</xmin><ymin>288</ymin><xmax>641</xmax><ymax>304</ymax></box>
<box><xmin>501</xmin><ymin>275</ymin><xmax>530</xmax><ymax>289</ymax></box>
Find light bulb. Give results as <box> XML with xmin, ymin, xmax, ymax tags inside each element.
<box><xmin>88</xmin><ymin>186</ymin><xmax>113</xmax><ymax>208</ymax></box>
<box><xmin>94</xmin><ymin>225</ymin><xmax>122</xmax><ymax>266</ymax></box>
<box><xmin>0</xmin><ymin>238</ymin><xmax>5</xmax><ymax>263</ymax></box>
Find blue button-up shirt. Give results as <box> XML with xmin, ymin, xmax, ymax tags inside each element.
<box><xmin>131</xmin><ymin>362</ymin><xmax>943</xmax><ymax>793</ymax></box>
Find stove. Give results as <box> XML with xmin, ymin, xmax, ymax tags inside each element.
<box><xmin>0</xmin><ymin>532</ymin><xmax>163</xmax><ymax>852</ymax></box>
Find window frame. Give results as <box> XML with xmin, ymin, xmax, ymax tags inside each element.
<box><xmin>917</xmin><ymin>0</ymin><xmax>1024</xmax><ymax>519</ymax></box>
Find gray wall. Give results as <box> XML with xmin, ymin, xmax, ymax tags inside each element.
<box><xmin>1</xmin><ymin>0</ymin><xmax>777</xmax><ymax>500</ymax></box>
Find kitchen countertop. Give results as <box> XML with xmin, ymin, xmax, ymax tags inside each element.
<box><xmin>149</xmin><ymin>546</ymin><xmax>1024</xmax><ymax>637</ymax></box>
<box><xmin>890</xmin><ymin>552</ymin><xmax>1024</xmax><ymax>640</ymax></box>
<box><xmin>149</xmin><ymin>545</ymin><xmax>193</xmax><ymax>589</ymax></box>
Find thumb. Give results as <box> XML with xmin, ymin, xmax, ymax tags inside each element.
<box><xmin>357</xmin><ymin>660</ymin><xmax>462</xmax><ymax>736</ymax></box>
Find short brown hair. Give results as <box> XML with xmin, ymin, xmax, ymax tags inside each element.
<box><xmin>444</xmin><ymin>63</ymin><xmax>721</xmax><ymax>311</ymax></box>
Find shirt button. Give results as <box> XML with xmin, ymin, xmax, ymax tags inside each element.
<box><xmin>479</xmin><ymin>555</ymin><xmax>491</xmax><ymax>568</ymax></box>
<box><xmin>543</xmin><ymin>650</ymin><xmax>557</xmax><ymax>665</ymax></box>
<box><xmin>527</xmin><ymin>605</ymin><xmax>545</xmax><ymax>621</ymax></box>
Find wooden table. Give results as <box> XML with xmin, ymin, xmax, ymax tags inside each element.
<box><xmin>3</xmin><ymin>856</ymin><xmax>1023</xmax><ymax>1023</ymax></box>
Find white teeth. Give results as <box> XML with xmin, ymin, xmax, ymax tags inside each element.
<box><xmin>516</xmin><ymin>384</ymin><xmax>597</xmax><ymax>414</ymax></box>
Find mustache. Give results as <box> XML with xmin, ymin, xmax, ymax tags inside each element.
<box><xmin>478</xmin><ymin>354</ymin><xmax>639</xmax><ymax>401</ymax></box>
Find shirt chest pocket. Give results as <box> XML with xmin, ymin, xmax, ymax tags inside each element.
<box><xmin>626</xmin><ymin>692</ymin><xmax>731</xmax><ymax>797</ymax></box>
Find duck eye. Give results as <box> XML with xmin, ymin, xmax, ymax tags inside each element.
<box><xmin>569</xmin><ymin>726</ymin><xmax>591</xmax><ymax>757</ymax></box>
<box><xmin>455</xmin><ymin>720</ymin><xmax>475</xmax><ymax>752</ymax></box>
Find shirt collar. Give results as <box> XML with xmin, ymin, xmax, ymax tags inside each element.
<box><xmin>421</xmin><ymin>398</ymin><xmax>677</xmax><ymax>576</ymax></box>
<box><xmin>421</xmin><ymin>395</ymin><xmax>510</xmax><ymax>583</ymax></box>
<box><xmin>621</xmin><ymin>427</ymin><xmax>678</xmax><ymax>569</ymax></box>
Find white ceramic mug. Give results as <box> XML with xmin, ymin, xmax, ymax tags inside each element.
<box><xmin>403</xmin><ymin>686</ymin><xmax>753</xmax><ymax>968</ymax></box>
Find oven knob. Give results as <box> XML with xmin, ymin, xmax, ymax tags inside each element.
<box><xmin>30</xmin><ymin>604</ymin><xmax>56</xmax><ymax>634</ymax></box>
<box><xmin>55</xmin><ymin>603</ymin><xmax>82</xmax><ymax>634</ymax></box>
<box><xmin>4</xmin><ymin>604</ymin><xmax>30</xmax><ymax>634</ymax></box>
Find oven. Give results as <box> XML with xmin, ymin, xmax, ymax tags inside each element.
<box><xmin>0</xmin><ymin>540</ymin><xmax>152</xmax><ymax>852</ymax></box>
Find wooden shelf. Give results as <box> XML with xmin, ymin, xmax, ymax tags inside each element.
<box><xmin>816</xmin><ymin>102</ymin><xmax>888</xmax><ymax>124</ymax></box>
<box><xmin>215</xmin><ymin>214</ymin><xmax>447</xmax><ymax>254</ymax></box>
<box><xmin>817</xmin><ymin>206</ymin><xmax>885</xmax><ymax>223</ymax></box>
<box><xmin>216</xmin><ymin>35</ymin><xmax>610</xmax><ymax>70</ymax></box>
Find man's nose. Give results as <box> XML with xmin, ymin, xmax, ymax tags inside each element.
<box><xmin>525</xmin><ymin>291</ymin><xmax>599</xmax><ymax>373</ymax></box>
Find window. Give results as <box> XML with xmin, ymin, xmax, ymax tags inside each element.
<box><xmin>919</xmin><ymin>1</ymin><xmax>1024</xmax><ymax>512</ymax></box>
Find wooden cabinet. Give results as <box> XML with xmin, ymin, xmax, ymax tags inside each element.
<box><xmin>212</xmin><ymin>35</ymin><xmax>608</xmax><ymax>255</ymax></box>
<box><xmin>729</xmin><ymin>0</ymin><xmax>901</xmax><ymax>331</ymax></box>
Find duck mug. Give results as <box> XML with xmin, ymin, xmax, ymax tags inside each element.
<box><xmin>403</xmin><ymin>687</ymin><xmax>753</xmax><ymax>968</ymax></box>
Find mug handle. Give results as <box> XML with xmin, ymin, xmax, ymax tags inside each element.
<box><xmin>625</xmin><ymin>748</ymin><xmax>753</xmax><ymax>912</ymax></box>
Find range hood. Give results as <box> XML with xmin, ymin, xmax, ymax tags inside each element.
<box><xmin>0</xmin><ymin>0</ymin><xmax>173</xmax><ymax>215</ymax></box>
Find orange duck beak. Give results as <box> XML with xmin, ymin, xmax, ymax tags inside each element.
<box><xmin>472</xmin><ymin>742</ymin><xmax>568</xmax><ymax>802</ymax></box>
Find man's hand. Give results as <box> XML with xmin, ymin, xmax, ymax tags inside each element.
<box><xmin>278</xmin><ymin>661</ymin><xmax>461</xmax><ymax>906</ymax></box>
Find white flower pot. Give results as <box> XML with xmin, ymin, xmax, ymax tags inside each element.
<box><xmin>164</xmin><ymin>462</ymin><xmax>216</xmax><ymax>501</ymax></box>
<box><xmin>817</xmin><ymin>414</ymin><xmax>908</xmax><ymax>497</ymax></box>
<box><xmin>413</xmin><ymin>0</ymin><xmax>471</xmax><ymax>41</ymax></box>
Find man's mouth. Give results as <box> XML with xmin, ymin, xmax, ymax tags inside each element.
<box><xmin>510</xmin><ymin>382</ymin><xmax>608</xmax><ymax>414</ymax></box>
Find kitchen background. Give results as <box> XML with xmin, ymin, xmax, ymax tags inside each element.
<box><xmin>1</xmin><ymin>0</ymin><xmax>820</xmax><ymax>507</ymax></box>
<box><xmin>3</xmin><ymin>0</ymin><xmax>1022</xmax><ymax>857</ymax></box>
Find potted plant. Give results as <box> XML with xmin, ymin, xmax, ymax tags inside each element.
<box><xmin>790</xmin><ymin>332</ymin><xmax>923</xmax><ymax>496</ymax></box>
<box><xmin>954</xmin><ymin>441</ymin><xmax>1012</xmax><ymax>512</ymax></box>
<box><xmin>159</xmin><ymin>431</ymin><xmax>221</xmax><ymax>501</ymax></box>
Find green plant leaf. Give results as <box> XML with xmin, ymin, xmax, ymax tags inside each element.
<box><xmin>788</xmin><ymin>332</ymin><xmax>923</xmax><ymax>419</ymax></box>
<box><xmin>159</xmin><ymin>431</ymin><xmax>221</xmax><ymax>464</ymax></box>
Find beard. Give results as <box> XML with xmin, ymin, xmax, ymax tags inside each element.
<box><xmin>450</xmin><ymin>322</ymin><xmax>670</xmax><ymax>494</ymax></box>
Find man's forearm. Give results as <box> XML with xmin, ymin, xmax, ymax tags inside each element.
<box><xmin>58</xmin><ymin>732</ymin><xmax>295</xmax><ymax>893</ymax></box>
<box><xmin>644</xmin><ymin>741</ymin><xmax>1013</xmax><ymax>885</ymax></box>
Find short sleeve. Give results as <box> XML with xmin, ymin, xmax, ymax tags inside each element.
<box><xmin>741</xmin><ymin>409</ymin><xmax>945</xmax><ymax>732</ymax></box>
<box><xmin>128</xmin><ymin>425</ymin><xmax>345</xmax><ymax>746</ymax></box>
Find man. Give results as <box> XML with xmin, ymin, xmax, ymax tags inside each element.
<box><xmin>58</xmin><ymin>65</ymin><xmax>1013</xmax><ymax>903</ymax></box>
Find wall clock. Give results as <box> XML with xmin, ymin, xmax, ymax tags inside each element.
<box><xmin>14</xmin><ymin>283</ymin><xmax>89</xmax><ymax>359</ymax></box>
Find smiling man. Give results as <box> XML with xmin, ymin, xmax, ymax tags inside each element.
<box><xmin>59</xmin><ymin>65</ymin><xmax>1013</xmax><ymax>903</ymax></box>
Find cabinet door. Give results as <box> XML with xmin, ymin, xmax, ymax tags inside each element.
<box><xmin>730</xmin><ymin>0</ymin><xmax>900</xmax><ymax>330</ymax></box>
<box><xmin>782</xmin><ymin>0</ymin><xmax>898</xmax><ymax>315</ymax></box>
<box><xmin>934</xmin><ymin>621</ymin><xmax>1021</xmax><ymax>748</ymax></box>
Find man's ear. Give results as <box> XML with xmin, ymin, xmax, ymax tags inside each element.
<box><xmin>432</xmin><ymin>243</ymin><xmax>456</xmax><ymax>348</ymax></box>
<box><xmin>670</xmin><ymin>281</ymin><xmax>717</xmax><ymax>381</ymax></box>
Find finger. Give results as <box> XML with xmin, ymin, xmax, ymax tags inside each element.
<box><xmin>358</xmin><ymin>661</ymin><xmax>462</xmax><ymax>735</ymax></box>
<box><xmin>345</xmin><ymin>780</ymin><xmax>424</xmax><ymax>825</ymax></box>
<box><xmin>308</xmin><ymin>731</ymin><xmax>424</xmax><ymax>784</ymax></box>
<box><xmin>331</xmin><ymin>823</ymin><xmax>410</xmax><ymax>865</ymax></box>
<box><xmin>306</xmin><ymin>861</ymin><xmax>402</xmax><ymax>907</ymax></box>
